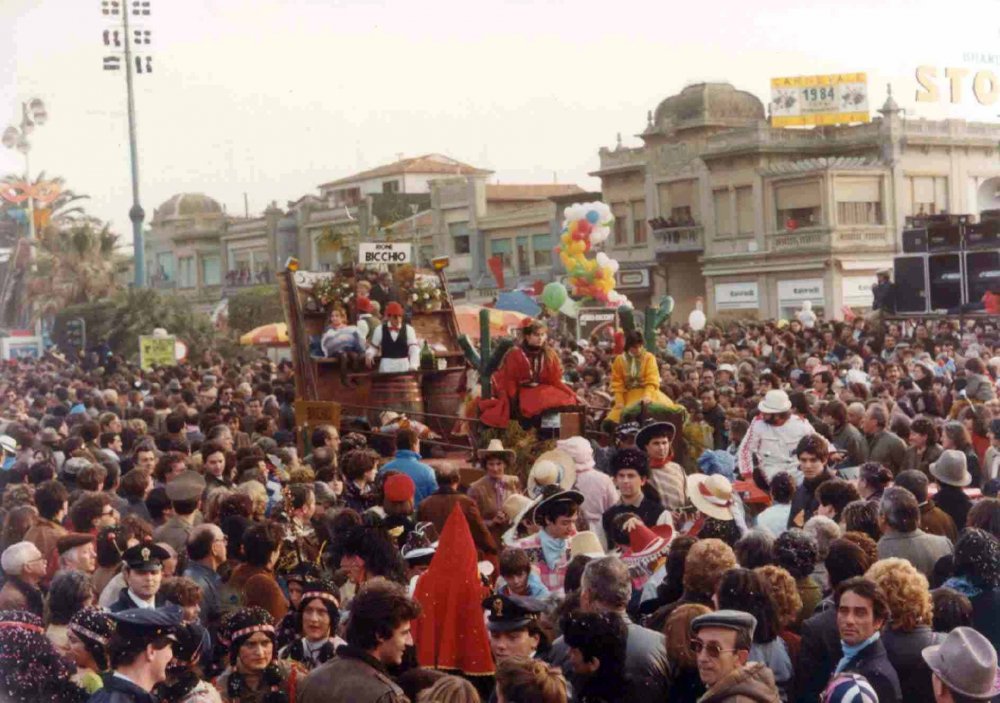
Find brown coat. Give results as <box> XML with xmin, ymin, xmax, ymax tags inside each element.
<box><xmin>467</xmin><ymin>474</ymin><xmax>521</xmax><ymax>546</ymax></box>
<box><xmin>297</xmin><ymin>645</ymin><xmax>408</xmax><ymax>703</ymax></box>
<box><xmin>416</xmin><ymin>488</ymin><xmax>498</xmax><ymax>556</ymax></box>
<box><xmin>919</xmin><ymin>501</ymin><xmax>958</xmax><ymax>543</ymax></box>
<box><xmin>698</xmin><ymin>662</ymin><xmax>781</xmax><ymax>703</ymax></box>
<box><xmin>23</xmin><ymin>518</ymin><xmax>66</xmax><ymax>566</ymax></box>
<box><xmin>0</xmin><ymin>580</ymin><xmax>28</xmax><ymax>611</ymax></box>
<box><xmin>228</xmin><ymin>563</ymin><xmax>288</xmax><ymax>622</ymax></box>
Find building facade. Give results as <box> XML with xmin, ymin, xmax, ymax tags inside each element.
<box><xmin>594</xmin><ymin>82</ymin><xmax>1000</xmax><ymax>320</ymax></box>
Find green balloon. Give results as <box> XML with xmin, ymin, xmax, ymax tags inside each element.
<box><xmin>659</xmin><ymin>295</ymin><xmax>675</xmax><ymax>316</ymax></box>
<box><xmin>541</xmin><ymin>281</ymin><xmax>568</xmax><ymax>311</ymax></box>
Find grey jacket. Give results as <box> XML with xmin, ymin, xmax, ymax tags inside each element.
<box><xmin>876</xmin><ymin>528</ymin><xmax>953</xmax><ymax>580</ymax></box>
<box><xmin>866</xmin><ymin>431</ymin><xmax>907</xmax><ymax>475</ymax></box>
<box><xmin>549</xmin><ymin>615</ymin><xmax>668</xmax><ymax>703</ymax></box>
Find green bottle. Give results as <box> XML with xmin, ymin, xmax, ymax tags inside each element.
<box><xmin>419</xmin><ymin>341</ymin><xmax>435</xmax><ymax>370</ymax></box>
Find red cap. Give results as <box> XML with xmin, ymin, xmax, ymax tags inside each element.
<box><xmin>356</xmin><ymin>297</ymin><xmax>373</xmax><ymax>313</ymax></box>
<box><xmin>384</xmin><ymin>473</ymin><xmax>416</xmax><ymax>502</ymax></box>
<box><xmin>385</xmin><ymin>301</ymin><xmax>404</xmax><ymax>316</ymax></box>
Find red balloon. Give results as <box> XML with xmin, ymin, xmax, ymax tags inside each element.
<box><xmin>577</xmin><ymin>220</ymin><xmax>593</xmax><ymax>236</ymax></box>
<box><xmin>584</xmin><ymin>240</ymin><xmax>591</xmax><ymax>252</ymax></box>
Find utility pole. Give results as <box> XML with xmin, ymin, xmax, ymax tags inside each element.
<box><xmin>101</xmin><ymin>0</ymin><xmax>153</xmax><ymax>288</ymax></box>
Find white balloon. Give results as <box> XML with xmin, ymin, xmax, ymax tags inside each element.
<box><xmin>688</xmin><ymin>309</ymin><xmax>707</xmax><ymax>331</ymax></box>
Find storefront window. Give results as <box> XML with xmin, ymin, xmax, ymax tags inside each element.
<box><xmin>490</xmin><ymin>239</ymin><xmax>512</xmax><ymax>269</ymax></box>
<box><xmin>448</xmin><ymin>222</ymin><xmax>471</xmax><ymax>255</ymax></box>
<box><xmin>201</xmin><ymin>255</ymin><xmax>221</xmax><ymax>286</ymax></box>
<box><xmin>532</xmin><ymin>234</ymin><xmax>552</xmax><ymax>268</ymax></box>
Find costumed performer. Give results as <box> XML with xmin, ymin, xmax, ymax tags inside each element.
<box><xmin>320</xmin><ymin>306</ymin><xmax>366</xmax><ymax>380</ymax></box>
<box><xmin>217</xmin><ymin>607</ymin><xmax>305</xmax><ymax>703</ymax></box>
<box><xmin>606</xmin><ymin>329</ymin><xmax>678</xmax><ymax>425</ymax></box>
<box><xmin>365</xmin><ymin>301</ymin><xmax>421</xmax><ymax>373</ymax></box>
<box><xmin>479</xmin><ymin>319</ymin><xmax>579</xmax><ymax>429</ymax></box>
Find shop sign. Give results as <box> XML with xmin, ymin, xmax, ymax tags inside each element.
<box><xmin>715</xmin><ymin>282</ymin><xmax>759</xmax><ymax>310</ymax></box>
<box><xmin>0</xmin><ymin>337</ymin><xmax>41</xmax><ymax>360</ymax></box>
<box><xmin>358</xmin><ymin>241</ymin><xmax>411</xmax><ymax>264</ymax></box>
<box><xmin>614</xmin><ymin>269</ymin><xmax>650</xmax><ymax>290</ymax></box>
<box><xmin>842</xmin><ymin>275</ymin><xmax>877</xmax><ymax>307</ymax></box>
<box><xmin>578</xmin><ymin>307</ymin><xmax>617</xmax><ymax>339</ymax></box>
<box><xmin>777</xmin><ymin>278</ymin><xmax>824</xmax><ymax>304</ymax></box>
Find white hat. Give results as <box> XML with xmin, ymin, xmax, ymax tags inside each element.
<box><xmin>570</xmin><ymin>531</ymin><xmax>605</xmax><ymax>559</ymax></box>
<box><xmin>758</xmin><ymin>390</ymin><xmax>792</xmax><ymax>414</ymax></box>
<box><xmin>718</xmin><ymin>364</ymin><xmax>737</xmax><ymax>374</ymax></box>
<box><xmin>687</xmin><ymin>474</ymin><xmax>736</xmax><ymax>521</ymax></box>
<box><xmin>1</xmin><ymin>541</ymin><xmax>42</xmax><ymax>576</ymax></box>
<box><xmin>0</xmin><ymin>435</ymin><xmax>17</xmax><ymax>454</ymax></box>
<box><xmin>526</xmin><ymin>450</ymin><xmax>576</xmax><ymax>496</ymax></box>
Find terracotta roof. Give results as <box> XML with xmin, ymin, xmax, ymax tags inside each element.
<box><xmin>485</xmin><ymin>184</ymin><xmax>586</xmax><ymax>201</ymax></box>
<box><xmin>319</xmin><ymin>154</ymin><xmax>491</xmax><ymax>189</ymax></box>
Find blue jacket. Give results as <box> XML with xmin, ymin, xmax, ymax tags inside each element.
<box><xmin>88</xmin><ymin>673</ymin><xmax>156</xmax><ymax>703</ymax></box>
<box><xmin>379</xmin><ymin>450</ymin><xmax>438</xmax><ymax>504</ymax></box>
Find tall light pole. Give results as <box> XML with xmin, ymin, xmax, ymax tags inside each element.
<box><xmin>101</xmin><ymin>0</ymin><xmax>153</xmax><ymax>288</ymax></box>
<box><xmin>2</xmin><ymin>98</ymin><xmax>48</xmax><ymax>245</ymax></box>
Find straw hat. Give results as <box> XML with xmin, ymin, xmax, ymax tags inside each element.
<box><xmin>502</xmin><ymin>494</ymin><xmax>533</xmax><ymax>523</ymax></box>
<box><xmin>477</xmin><ymin>439</ymin><xmax>515</xmax><ymax>466</ymax></box>
<box><xmin>687</xmin><ymin>473</ymin><xmax>736</xmax><ymax>521</ymax></box>
<box><xmin>526</xmin><ymin>449</ymin><xmax>576</xmax><ymax>496</ymax></box>
<box><xmin>570</xmin><ymin>531</ymin><xmax>605</xmax><ymax>560</ymax></box>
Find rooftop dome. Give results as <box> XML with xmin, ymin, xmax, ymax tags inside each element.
<box><xmin>153</xmin><ymin>193</ymin><xmax>223</xmax><ymax>222</ymax></box>
<box><xmin>649</xmin><ymin>82</ymin><xmax>764</xmax><ymax>134</ymax></box>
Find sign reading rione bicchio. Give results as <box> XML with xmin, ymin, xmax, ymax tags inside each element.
<box><xmin>358</xmin><ymin>242</ymin><xmax>411</xmax><ymax>264</ymax></box>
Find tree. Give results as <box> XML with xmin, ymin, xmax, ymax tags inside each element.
<box><xmin>28</xmin><ymin>219</ymin><xmax>121</xmax><ymax>317</ymax></box>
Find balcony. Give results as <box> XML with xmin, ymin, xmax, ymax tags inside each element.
<box><xmin>650</xmin><ymin>223</ymin><xmax>704</xmax><ymax>253</ymax></box>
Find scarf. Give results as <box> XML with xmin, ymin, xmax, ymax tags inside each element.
<box><xmin>942</xmin><ymin>575</ymin><xmax>983</xmax><ymax>599</ymax></box>
<box><xmin>834</xmin><ymin>632</ymin><xmax>880</xmax><ymax>675</ymax></box>
<box><xmin>539</xmin><ymin>530</ymin><xmax>566</xmax><ymax>570</ymax></box>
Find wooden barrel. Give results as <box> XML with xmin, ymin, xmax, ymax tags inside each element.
<box><xmin>421</xmin><ymin>369</ymin><xmax>467</xmax><ymax>439</ymax></box>
<box><xmin>368</xmin><ymin>373</ymin><xmax>423</xmax><ymax>428</ymax></box>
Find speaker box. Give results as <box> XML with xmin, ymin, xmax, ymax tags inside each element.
<box><xmin>927</xmin><ymin>224</ymin><xmax>962</xmax><ymax>252</ymax></box>
<box><xmin>894</xmin><ymin>255</ymin><xmax>928</xmax><ymax>313</ymax></box>
<box><xmin>901</xmin><ymin>228</ymin><xmax>928</xmax><ymax>253</ymax></box>
<box><xmin>965</xmin><ymin>250</ymin><xmax>1000</xmax><ymax>303</ymax></box>
<box><xmin>928</xmin><ymin>253</ymin><xmax>963</xmax><ymax>310</ymax></box>
<box><xmin>964</xmin><ymin>221</ymin><xmax>1000</xmax><ymax>250</ymax></box>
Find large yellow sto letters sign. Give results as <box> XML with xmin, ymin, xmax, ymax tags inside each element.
<box><xmin>915</xmin><ymin>66</ymin><xmax>1000</xmax><ymax>106</ymax></box>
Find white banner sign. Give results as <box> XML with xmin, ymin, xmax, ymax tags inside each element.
<box><xmin>777</xmin><ymin>278</ymin><xmax>825</xmax><ymax>304</ymax></box>
<box><xmin>842</xmin><ymin>275</ymin><xmax>877</xmax><ymax>307</ymax></box>
<box><xmin>358</xmin><ymin>242</ymin><xmax>411</xmax><ymax>265</ymax></box>
<box><xmin>715</xmin><ymin>282</ymin><xmax>759</xmax><ymax>310</ymax></box>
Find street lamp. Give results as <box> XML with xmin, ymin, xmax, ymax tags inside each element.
<box><xmin>2</xmin><ymin>98</ymin><xmax>48</xmax><ymax>243</ymax></box>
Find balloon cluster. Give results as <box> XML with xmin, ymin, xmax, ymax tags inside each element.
<box><xmin>555</xmin><ymin>202</ymin><xmax>629</xmax><ymax>308</ymax></box>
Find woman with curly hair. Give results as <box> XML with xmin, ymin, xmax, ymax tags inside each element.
<box><xmin>773</xmin><ymin>528</ymin><xmax>820</xmax><ymax>625</ymax></box>
<box><xmin>715</xmin><ymin>568</ymin><xmax>793</xmax><ymax>697</ymax></box>
<box><xmin>940</xmin><ymin>528</ymin><xmax>1000</xmax><ymax>649</ymax></box>
<box><xmin>865</xmin><ymin>558</ymin><xmax>939</xmax><ymax>703</ymax></box>
<box><xmin>754</xmin><ymin>564</ymin><xmax>803</xmax><ymax>660</ymax></box>
<box><xmin>216</xmin><ymin>607</ymin><xmax>305</xmax><ymax>703</ymax></box>
<box><xmin>663</xmin><ymin>603</ymin><xmax>711</xmax><ymax>703</ymax></box>
<box><xmin>646</xmin><ymin>538</ymin><xmax>736</xmax><ymax>631</ymax></box>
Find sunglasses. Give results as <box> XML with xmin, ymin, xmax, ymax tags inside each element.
<box><xmin>689</xmin><ymin>639</ymin><xmax>741</xmax><ymax>658</ymax></box>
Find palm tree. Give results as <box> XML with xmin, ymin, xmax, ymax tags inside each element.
<box><xmin>28</xmin><ymin>220</ymin><xmax>121</xmax><ymax>316</ymax></box>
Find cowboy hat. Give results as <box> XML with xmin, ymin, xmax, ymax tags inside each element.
<box><xmin>635</xmin><ymin>421</ymin><xmax>676</xmax><ymax>451</ymax></box>
<box><xmin>531</xmin><ymin>486</ymin><xmax>584</xmax><ymax>525</ymax></box>
<box><xmin>477</xmin><ymin>439</ymin><xmax>515</xmax><ymax>466</ymax></box>
<box><xmin>687</xmin><ymin>473</ymin><xmax>736</xmax><ymax>521</ymax></box>
<box><xmin>526</xmin><ymin>449</ymin><xmax>576</xmax><ymax>496</ymax></box>
<box><xmin>757</xmin><ymin>390</ymin><xmax>792</xmax><ymax>414</ymax></box>
<box><xmin>570</xmin><ymin>531</ymin><xmax>605</xmax><ymax>560</ymax></box>
<box><xmin>501</xmin><ymin>494</ymin><xmax>541</xmax><ymax>545</ymax></box>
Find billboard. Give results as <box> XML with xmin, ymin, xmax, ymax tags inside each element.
<box><xmin>358</xmin><ymin>242</ymin><xmax>411</xmax><ymax>265</ymax></box>
<box><xmin>139</xmin><ymin>335</ymin><xmax>177</xmax><ymax>371</ymax></box>
<box><xmin>770</xmin><ymin>73</ymin><xmax>869</xmax><ymax>127</ymax></box>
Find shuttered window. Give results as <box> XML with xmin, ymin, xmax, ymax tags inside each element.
<box><xmin>836</xmin><ymin>178</ymin><xmax>881</xmax><ymax>203</ymax></box>
<box><xmin>714</xmin><ymin>189</ymin><xmax>732</xmax><ymax>236</ymax></box>
<box><xmin>736</xmin><ymin>187</ymin><xmax>754</xmax><ymax>234</ymax></box>
<box><xmin>632</xmin><ymin>200</ymin><xmax>647</xmax><ymax>244</ymax></box>
<box><xmin>775</xmin><ymin>182</ymin><xmax>821</xmax><ymax>210</ymax></box>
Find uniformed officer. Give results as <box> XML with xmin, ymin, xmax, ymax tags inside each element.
<box><xmin>88</xmin><ymin>607</ymin><xmax>181</xmax><ymax>703</ymax></box>
<box><xmin>152</xmin><ymin>471</ymin><xmax>206</xmax><ymax>555</ymax></box>
<box><xmin>109</xmin><ymin>542</ymin><xmax>172</xmax><ymax>613</ymax></box>
<box><xmin>482</xmin><ymin>592</ymin><xmax>549</xmax><ymax>663</ymax></box>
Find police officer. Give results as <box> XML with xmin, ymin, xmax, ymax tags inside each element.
<box><xmin>482</xmin><ymin>593</ymin><xmax>549</xmax><ymax>663</ymax></box>
<box><xmin>109</xmin><ymin>542</ymin><xmax>171</xmax><ymax>613</ymax></box>
<box><xmin>153</xmin><ymin>471</ymin><xmax>206</xmax><ymax>555</ymax></box>
<box><xmin>89</xmin><ymin>607</ymin><xmax>181</xmax><ymax>703</ymax></box>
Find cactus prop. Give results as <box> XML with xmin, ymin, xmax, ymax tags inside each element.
<box><xmin>458</xmin><ymin>308</ymin><xmax>514</xmax><ymax>400</ymax></box>
<box><xmin>643</xmin><ymin>296</ymin><xmax>675</xmax><ymax>353</ymax></box>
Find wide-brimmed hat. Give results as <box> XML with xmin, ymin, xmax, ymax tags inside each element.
<box><xmin>531</xmin><ymin>485</ymin><xmax>584</xmax><ymax>525</ymax></box>
<box><xmin>0</xmin><ymin>435</ymin><xmax>17</xmax><ymax>454</ymax></box>
<box><xmin>477</xmin><ymin>439</ymin><xmax>515</xmax><ymax>466</ymax></box>
<box><xmin>569</xmin><ymin>531</ymin><xmax>605</xmax><ymax>559</ymax></box>
<box><xmin>635</xmin><ymin>421</ymin><xmax>676</xmax><ymax>451</ymax></box>
<box><xmin>758</xmin><ymin>390</ymin><xmax>792</xmax><ymax>414</ymax></box>
<box><xmin>687</xmin><ymin>473</ymin><xmax>735</xmax><ymax>521</ymax></box>
<box><xmin>526</xmin><ymin>449</ymin><xmax>576</xmax><ymax>496</ymax></box>
<box><xmin>922</xmin><ymin>627</ymin><xmax>1000</xmax><ymax>700</ymax></box>
<box><xmin>621</xmin><ymin>521</ymin><xmax>673</xmax><ymax>572</ymax></box>
<box><xmin>930</xmin><ymin>449</ymin><xmax>972</xmax><ymax>487</ymax></box>
<box><xmin>502</xmin><ymin>494</ymin><xmax>533</xmax><ymax>525</ymax></box>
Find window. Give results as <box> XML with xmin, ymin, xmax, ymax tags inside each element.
<box><xmin>713</xmin><ymin>189</ymin><xmax>732</xmax><ymax>236</ymax></box>
<box><xmin>736</xmin><ymin>186</ymin><xmax>754</xmax><ymax>235</ymax></box>
<box><xmin>201</xmin><ymin>255</ymin><xmax>221</xmax><ymax>286</ymax></box>
<box><xmin>632</xmin><ymin>200</ymin><xmax>647</xmax><ymax>244</ymax></box>
<box><xmin>154</xmin><ymin>252</ymin><xmax>173</xmax><ymax>281</ymax></box>
<box><xmin>448</xmin><ymin>221</ymin><xmax>471</xmax><ymax>255</ymax></box>
<box><xmin>908</xmin><ymin>176</ymin><xmax>948</xmax><ymax>216</ymax></box>
<box><xmin>836</xmin><ymin>179</ymin><xmax>883</xmax><ymax>225</ymax></box>
<box><xmin>775</xmin><ymin>181</ymin><xmax>822</xmax><ymax>229</ymax></box>
<box><xmin>612</xmin><ymin>203</ymin><xmax>628</xmax><ymax>245</ymax></box>
<box><xmin>516</xmin><ymin>236</ymin><xmax>530</xmax><ymax>275</ymax></box>
<box><xmin>658</xmin><ymin>180</ymin><xmax>698</xmax><ymax>224</ymax></box>
<box><xmin>382</xmin><ymin>180</ymin><xmax>400</xmax><ymax>194</ymax></box>
<box><xmin>177</xmin><ymin>257</ymin><xmax>195</xmax><ymax>288</ymax></box>
<box><xmin>532</xmin><ymin>234</ymin><xmax>552</xmax><ymax>268</ymax></box>
<box><xmin>490</xmin><ymin>239</ymin><xmax>512</xmax><ymax>268</ymax></box>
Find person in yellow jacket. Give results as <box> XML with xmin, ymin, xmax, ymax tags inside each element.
<box><xmin>607</xmin><ymin>329</ymin><xmax>676</xmax><ymax>424</ymax></box>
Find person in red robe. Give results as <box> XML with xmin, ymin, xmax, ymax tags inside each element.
<box><xmin>479</xmin><ymin>320</ymin><xmax>579</xmax><ymax>428</ymax></box>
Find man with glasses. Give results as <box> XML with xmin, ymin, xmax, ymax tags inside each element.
<box><xmin>690</xmin><ymin>609</ymin><xmax>781</xmax><ymax>703</ymax></box>
<box><xmin>0</xmin><ymin>541</ymin><xmax>47</xmax><ymax>616</ymax></box>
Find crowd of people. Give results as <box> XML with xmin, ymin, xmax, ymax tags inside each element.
<box><xmin>0</xmin><ymin>308</ymin><xmax>998</xmax><ymax>703</ymax></box>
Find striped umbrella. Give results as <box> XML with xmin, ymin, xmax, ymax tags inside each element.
<box><xmin>239</xmin><ymin>322</ymin><xmax>289</xmax><ymax>347</ymax></box>
<box><xmin>453</xmin><ymin>305</ymin><xmax>530</xmax><ymax>341</ymax></box>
